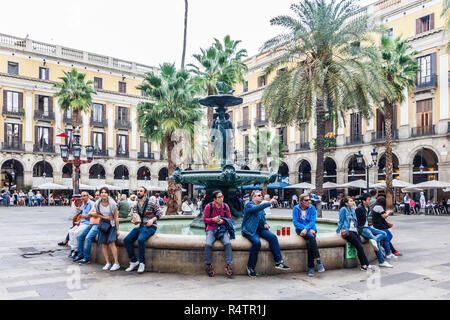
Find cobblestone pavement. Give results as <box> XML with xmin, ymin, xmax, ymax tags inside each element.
<box><xmin>1</xmin><ymin>205</ymin><xmax>450</xmax><ymax>300</ymax></box>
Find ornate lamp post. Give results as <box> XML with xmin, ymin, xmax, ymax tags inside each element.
<box><xmin>355</xmin><ymin>148</ymin><xmax>378</xmax><ymax>191</ymax></box>
<box><xmin>60</xmin><ymin>127</ymin><xmax>94</xmax><ymax>207</ymax></box>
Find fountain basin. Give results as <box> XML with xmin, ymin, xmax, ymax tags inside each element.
<box><xmin>90</xmin><ymin>216</ymin><xmax>377</xmax><ymax>275</ymax></box>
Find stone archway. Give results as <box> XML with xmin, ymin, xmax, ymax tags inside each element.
<box><xmin>1</xmin><ymin>159</ymin><xmax>24</xmax><ymax>190</ymax></box>
<box><xmin>89</xmin><ymin>164</ymin><xmax>106</xmax><ymax>180</ymax></box>
<box><xmin>137</xmin><ymin>166</ymin><xmax>151</xmax><ymax>181</ymax></box>
<box><xmin>298</xmin><ymin>160</ymin><xmax>311</xmax><ymax>183</ymax></box>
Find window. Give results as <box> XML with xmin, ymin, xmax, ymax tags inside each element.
<box><xmin>7</xmin><ymin>61</ymin><xmax>19</xmax><ymax>75</ymax></box>
<box><xmin>92</xmin><ymin>103</ymin><xmax>103</xmax><ymax>122</ymax></box>
<box><xmin>417</xmin><ymin>54</ymin><xmax>431</xmax><ymax>85</ymax></box>
<box><xmin>37</xmin><ymin>96</ymin><xmax>49</xmax><ymax>115</ymax></box>
<box><xmin>244</xmin><ymin>135</ymin><xmax>249</xmax><ymax>159</ymax></box>
<box><xmin>118</xmin><ymin>81</ymin><xmax>127</xmax><ymax>93</ymax></box>
<box><xmin>258</xmin><ymin>75</ymin><xmax>266</xmax><ymax>87</ymax></box>
<box><xmin>117</xmin><ymin>134</ymin><xmax>127</xmax><ymax>154</ymax></box>
<box><xmin>299</xmin><ymin>124</ymin><xmax>309</xmax><ymax>144</ymax></box>
<box><xmin>37</xmin><ymin>127</ymin><xmax>50</xmax><ymax>147</ymax></box>
<box><xmin>94</xmin><ymin>77</ymin><xmax>103</xmax><ymax>89</ymax></box>
<box><xmin>278</xmin><ymin>127</ymin><xmax>287</xmax><ymax>146</ymax></box>
<box><xmin>383</xmin><ymin>28</ymin><xmax>393</xmax><ymax>40</ymax></box>
<box><xmin>6</xmin><ymin>123</ymin><xmax>20</xmax><ymax>148</ymax></box>
<box><xmin>257</xmin><ymin>102</ymin><xmax>266</xmax><ymax>121</ymax></box>
<box><xmin>416</xmin><ymin>99</ymin><xmax>432</xmax><ymax>129</ymax></box>
<box><xmin>93</xmin><ymin>132</ymin><xmax>103</xmax><ymax>151</ymax></box>
<box><xmin>350</xmin><ymin>113</ymin><xmax>361</xmax><ymax>137</ymax></box>
<box><xmin>117</xmin><ymin>107</ymin><xmax>128</xmax><ymax>122</ymax></box>
<box><xmin>66</xmin><ymin>107</ymin><xmax>73</xmax><ymax>119</ymax></box>
<box><xmin>39</xmin><ymin>67</ymin><xmax>49</xmax><ymax>80</ymax></box>
<box><xmin>243</xmin><ymin>81</ymin><xmax>248</xmax><ymax>92</ymax></box>
<box><xmin>6</xmin><ymin>91</ymin><xmax>19</xmax><ymax>112</ymax></box>
<box><xmin>242</xmin><ymin>106</ymin><xmax>249</xmax><ymax>124</ymax></box>
<box><xmin>416</xmin><ymin>14</ymin><xmax>434</xmax><ymax>34</ymax></box>
<box><xmin>143</xmin><ymin>141</ymin><xmax>150</xmax><ymax>157</ymax></box>
<box><xmin>141</xmin><ymin>89</ymin><xmax>148</xmax><ymax>97</ymax></box>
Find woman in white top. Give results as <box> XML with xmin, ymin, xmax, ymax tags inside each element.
<box><xmin>181</xmin><ymin>196</ymin><xmax>195</xmax><ymax>215</ymax></box>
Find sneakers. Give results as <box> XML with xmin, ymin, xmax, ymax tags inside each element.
<box><xmin>361</xmin><ymin>265</ymin><xmax>376</xmax><ymax>271</ymax></box>
<box><xmin>206</xmin><ymin>264</ymin><xmax>215</xmax><ymax>277</ymax></box>
<box><xmin>125</xmin><ymin>261</ymin><xmax>140</xmax><ymax>272</ymax></box>
<box><xmin>110</xmin><ymin>263</ymin><xmax>120</xmax><ymax>271</ymax></box>
<box><xmin>225</xmin><ymin>265</ymin><xmax>233</xmax><ymax>277</ymax></box>
<box><xmin>137</xmin><ymin>263</ymin><xmax>145</xmax><ymax>273</ymax></box>
<box><xmin>317</xmin><ymin>261</ymin><xmax>325</xmax><ymax>273</ymax></box>
<box><xmin>307</xmin><ymin>268</ymin><xmax>315</xmax><ymax>277</ymax></box>
<box><xmin>58</xmin><ymin>241</ymin><xmax>67</xmax><ymax>246</ymax></box>
<box><xmin>379</xmin><ymin>261</ymin><xmax>393</xmax><ymax>268</ymax></box>
<box><xmin>386</xmin><ymin>253</ymin><xmax>398</xmax><ymax>259</ymax></box>
<box><xmin>73</xmin><ymin>256</ymin><xmax>84</xmax><ymax>263</ymax></box>
<box><xmin>79</xmin><ymin>259</ymin><xmax>90</xmax><ymax>265</ymax></box>
<box><xmin>68</xmin><ymin>250</ymin><xmax>75</xmax><ymax>258</ymax></box>
<box><xmin>102</xmin><ymin>263</ymin><xmax>111</xmax><ymax>271</ymax></box>
<box><xmin>275</xmin><ymin>261</ymin><xmax>291</xmax><ymax>271</ymax></box>
<box><xmin>247</xmin><ymin>266</ymin><xmax>257</xmax><ymax>278</ymax></box>
<box><xmin>369</xmin><ymin>239</ymin><xmax>379</xmax><ymax>252</ymax></box>
<box><xmin>394</xmin><ymin>250</ymin><xmax>403</xmax><ymax>256</ymax></box>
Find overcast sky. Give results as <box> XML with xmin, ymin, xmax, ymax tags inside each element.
<box><xmin>0</xmin><ymin>0</ymin><xmax>375</xmax><ymax>68</ymax></box>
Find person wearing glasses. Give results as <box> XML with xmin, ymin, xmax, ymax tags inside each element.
<box><xmin>242</xmin><ymin>190</ymin><xmax>291</xmax><ymax>278</ymax></box>
<box><xmin>292</xmin><ymin>194</ymin><xmax>325</xmax><ymax>276</ymax></box>
<box><xmin>203</xmin><ymin>190</ymin><xmax>234</xmax><ymax>277</ymax></box>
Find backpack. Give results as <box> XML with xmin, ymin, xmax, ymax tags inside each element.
<box><xmin>204</xmin><ymin>202</ymin><xmax>230</xmax><ymax>231</ymax></box>
<box><xmin>159</xmin><ymin>198</ymin><xmax>164</xmax><ymax>206</ymax></box>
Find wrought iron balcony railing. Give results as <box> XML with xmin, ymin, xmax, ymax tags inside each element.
<box><xmin>34</xmin><ymin>110</ymin><xmax>55</xmax><ymax>121</ymax></box>
<box><xmin>411</xmin><ymin>125</ymin><xmax>435</xmax><ymax>137</ymax></box>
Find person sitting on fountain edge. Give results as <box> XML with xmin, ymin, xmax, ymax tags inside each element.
<box><xmin>203</xmin><ymin>190</ymin><xmax>234</xmax><ymax>277</ymax></box>
<box><xmin>292</xmin><ymin>193</ymin><xmax>325</xmax><ymax>277</ymax></box>
<box><xmin>123</xmin><ymin>186</ymin><xmax>162</xmax><ymax>274</ymax></box>
<box><xmin>242</xmin><ymin>190</ymin><xmax>290</xmax><ymax>278</ymax></box>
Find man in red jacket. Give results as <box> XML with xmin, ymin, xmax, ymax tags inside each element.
<box><xmin>203</xmin><ymin>190</ymin><xmax>233</xmax><ymax>277</ymax></box>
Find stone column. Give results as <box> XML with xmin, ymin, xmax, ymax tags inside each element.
<box><xmin>437</xmin><ymin>52</ymin><xmax>449</xmax><ymax>134</ymax></box>
<box><xmin>24</xmin><ymin>90</ymin><xmax>33</xmax><ymax>152</ymax></box>
<box><xmin>398</xmin><ymin>164</ymin><xmax>413</xmax><ymax>184</ymax></box>
<box><xmin>399</xmin><ymin>88</ymin><xmax>410</xmax><ymax>139</ymax></box>
<box><xmin>107</xmin><ymin>103</ymin><xmax>115</xmax><ymax>157</ymax></box>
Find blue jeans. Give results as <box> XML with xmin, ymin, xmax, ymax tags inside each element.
<box><xmin>77</xmin><ymin>224</ymin><xmax>99</xmax><ymax>260</ymax></box>
<box><xmin>360</xmin><ymin>226</ymin><xmax>387</xmax><ymax>263</ymax></box>
<box><xmin>124</xmin><ymin>225</ymin><xmax>157</xmax><ymax>264</ymax></box>
<box><xmin>37</xmin><ymin>198</ymin><xmax>41</xmax><ymax>206</ymax></box>
<box><xmin>28</xmin><ymin>197</ymin><xmax>33</xmax><ymax>206</ymax></box>
<box><xmin>243</xmin><ymin>227</ymin><xmax>283</xmax><ymax>269</ymax></box>
<box><xmin>379</xmin><ymin>228</ymin><xmax>393</xmax><ymax>255</ymax></box>
<box><xmin>205</xmin><ymin>230</ymin><xmax>233</xmax><ymax>266</ymax></box>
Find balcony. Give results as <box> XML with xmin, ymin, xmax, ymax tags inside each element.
<box><xmin>371</xmin><ymin>129</ymin><xmax>399</xmax><ymax>142</ymax></box>
<box><xmin>138</xmin><ymin>152</ymin><xmax>155</xmax><ymax>160</ymax></box>
<box><xmin>411</xmin><ymin>125</ymin><xmax>435</xmax><ymax>137</ymax></box>
<box><xmin>2</xmin><ymin>107</ymin><xmax>24</xmax><ymax>118</ymax></box>
<box><xmin>295</xmin><ymin>142</ymin><xmax>310</xmax><ymax>151</ymax></box>
<box><xmin>34</xmin><ymin>110</ymin><xmax>55</xmax><ymax>122</ymax></box>
<box><xmin>415</xmin><ymin>74</ymin><xmax>438</xmax><ymax>91</ymax></box>
<box><xmin>115</xmin><ymin>119</ymin><xmax>131</xmax><ymax>130</ymax></box>
<box><xmin>90</xmin><ymin>118</ymin><xmax>108</xmax><ymax>127</ymax></box>
<box><xmin>237</xmin><ymin>120</ymin><xmax>251</xmax><ymax>130</ymax></box>
<box><xmin>63</xmin><ymin>114</ymin><xmax>82</xmax><ymax>126</ymax></box>
<box><xmin>254</xmin><ymin>118</ymin><xmax>269</xmax><ymax>127</ymax></box>
<box><xmin>116</xmin><ymin>151</ymin><xmax>129</xmax><ymax>158</ymax></box>
<box><xmin>33</xmin><ymin>143</ymin><xmax>55</xmax><ymax>153</ymax></box>
<box><xmin>346</xmin><ymin>135</ymin><xmax>364</xmax><ymax>145</ymax></box>
<box><xmin>0</xmin><ymin>142</ymin><xmax>25</xmax><ymax>152</ymax></box>
<box><xmin>93</xmin><ymin>149</ymin><xmax>109</xmax><ymax>157</ymax></box>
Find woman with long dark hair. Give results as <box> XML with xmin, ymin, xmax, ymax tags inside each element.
<box><xmin>336</xmin><ymin>196</ymin><xmax>373</xmax><ymax>271</ymax></box>
<box><xmin>372</xmin><ymin>196</ymin><xmax>397</xmax><ymax>260</ymax></box>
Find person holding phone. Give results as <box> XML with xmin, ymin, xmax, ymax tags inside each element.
<box><xmin>371</xmin><ymin>196</ymin><xmax>397</xmax><ymax>260</ymax></box>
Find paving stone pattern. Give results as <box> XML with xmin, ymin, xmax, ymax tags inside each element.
<box><xmin>1</xmin><ymin>206</ymin><xmax>450</xmax><ymax>300</ymax></box>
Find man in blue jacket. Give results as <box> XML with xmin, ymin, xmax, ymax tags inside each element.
<box><xmin>242</xmin><ymin>190</ymin><xmax>290</xmax><ymax>278</ymax></box>
<box><xmin>293</xmin><ymin>194</ymin><xmax>325</xmax><ymax>277</ymax></box>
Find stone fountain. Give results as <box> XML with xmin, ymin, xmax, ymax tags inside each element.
<box><xmin>170</xmin><ymin>83</ymin><xmax>278</xmax><ymax>229</ymax></box>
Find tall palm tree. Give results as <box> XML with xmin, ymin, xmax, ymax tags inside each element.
<box><xmin>54</xmin><ymin>69</ymin><xmax>97</xmax><ymax>130</ymax></box>
<box><xmin>249</xmin><ymin>128</ymin><xmax>286</xmax><ymax>195</ymax></box>
<box><xmin>377</xmin><ymin>36</ymin><xmax>419</xmax><ymax>209</ymax></box>
<box><xmin>181</xmin><ymin>0</ymin><xmax>189</xmax><ymax>68</ymax></box>
<box><xmin>261</xmin><ymin>0</ymin><xmax>389</xmax><ymax>216</ymax></box>
<box><xmin>137</xmin><ymin>63</ymin><xmax>202</xmax><ymax>214</ymax></box>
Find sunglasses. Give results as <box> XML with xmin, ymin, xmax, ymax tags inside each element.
<box><xmin>255</xmin><ymin>194</ymin><xmax>263</xmax><ymax>197</ymax></box>
<box><xmin>303</xmin><ymin>198</ymin><xmax>311</xmax><ymax>202</ymax></box>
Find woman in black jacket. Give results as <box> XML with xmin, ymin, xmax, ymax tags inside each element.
<box><xmin>371</xmin><ymin>196</ymin><xmax>397</xmax><ymax>260</ymax></box>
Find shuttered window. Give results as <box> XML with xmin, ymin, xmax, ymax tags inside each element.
<box><xmin>5</xmin><ymin>91</ymin><xmax>22</xmax><ymax>112</ymax></box>
<box><xmin>416</xmin><ymin>99</ymin><xmax>432</xmax><ymax>128</ymax></box>
<box><xmin>92</xmin><ymin>103</ymin><xmax>103</xmax><ymax>122</ymax></box>
<box><xmin>415</xmin><ymin>13</ymin><xmax>434</xmax><ymax>34</ymax></box>
<box><xmin>118</xmin><ymin>81</ymin><xmax>127</xmax><ymax>93</ymax></box>
<box><xmin>7</xmin><ymin>61</ymin><xmax>19</xmax><ymax>75</ymax></box>
<box><xmin>6</xmin><ymin>123</ymin><xmax>20</xmax><ymax>148</ymax></box>
<box><xmin>39</xmin><ymin>67</ymin><xmax>49</xmax><ymax>80</ymax></box>
<box><xmin>94</xmin><ymin>77</ymin><xmax>103</xmax><ymax>89</ymax></box>
<box><xmin>93</xmin><ymin>132</ymin><xmax>104</xmax><ymax>151</ymax></box>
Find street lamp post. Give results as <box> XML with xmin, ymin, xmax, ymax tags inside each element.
<box><xmin>355</xmin><ymin>148</ymin><xmax>378</xmax><ymax>191</ymax></box>
<box><xmin>60</xmin><ymin>127</ymin><xmax>94</xmax><ymax>207</ymax></box>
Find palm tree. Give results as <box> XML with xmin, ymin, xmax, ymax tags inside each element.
<box><xmin>249</xmin><ymin>128</ymin><xmax>286</xmax><ymax>195</ymax></box>
<box><xmin>54</xmin><ymin>69</ymin><xmax>97</xmax><ymax>130</ymax></box>
<box><xmin>260</xmin><ymin>0</ymin><xmax>389</xmax><ymax>216</ymax></box>
<box><xmin>377</xmin><ymin>36</ymin><xmax>419</xmax><ymax>209</ymax></box>
<box><xmin>137</xmin><ymin>63</ymin><xmax>202</xmax><ymax>214</ymax></box>
<box><xmin>442</xmin><ymin>0</ymin><xmax>450</xmax><ymax>51</ymax></box>
<box><xmin>181</xmin><ymin>0</ymin><xmax>189</xmax><ymax>68</ymax></box>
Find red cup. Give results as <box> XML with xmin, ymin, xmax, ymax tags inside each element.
<box><xmin>277</xmin><ymin>229</ymin><xmax>281</xmax><ymax>236</ymax></box>
<box><xmin>282</xmin><ymin>227</ymin><xmax>286</xmax><ymax>236</ymax></box>
<box><xmin>287</xmin><ymin>227</ymin><xmax>290</xmax><ymax>236</ymax></box>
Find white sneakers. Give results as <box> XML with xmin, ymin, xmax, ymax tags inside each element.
<box><xmin>379</xmin><ymin>261</ymin><xmax>394</xmax><ymax>268</ymax></box>
<box><xmin>137</xmin><ymin>263</ymin><xmax>145</xmax><ymax>273</ymax></box>
<box><xmin>369</xmin><ymin>239</ymin><xmax>379</xmax><ymax>252</ymax></box>
<box><xmin>103</xmin><ymin>263</ymin><xmax>120</xmax><ymax>271</ymax></box>
<box><xmin>126</xmin><ymin>261</ymin><xmax>140</xmax><ymax>272</ymax></box>
<box><xmin>386</xmin><ymin>253</ymin><xmax>398</xmax><ymax>259</ymax></box>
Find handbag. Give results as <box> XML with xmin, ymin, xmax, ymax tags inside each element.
<box><xmin>387</xmin><ymin>222</ymin><xmax>393</xmax><ymax>228</ymax></box>
<box><xmin>131</xmin><ymin>212</ymin><xmax>141</xmax><ymax>225</ymax></box>
<box><xmin>340</xmin><ymin>230</ymin><xmax>350</xmax><ymax>238</ymax></box>
<box><xmin>99</xmin><ymin>219</ymin><xmax>111</xmax><ymax>233</ymax></box>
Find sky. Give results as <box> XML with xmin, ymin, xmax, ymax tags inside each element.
<box><xmin>0</xmin><ymin>0</ymin><xmax>376</xmax><ymax>68</ymax></box>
